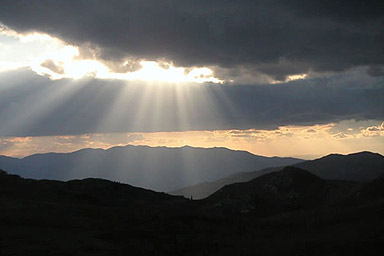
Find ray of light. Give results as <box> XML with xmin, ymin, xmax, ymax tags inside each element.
<box><xmin>0</xmin><ymin>78</ymin><xmax>88</xmax><ymax>136</ymax></box>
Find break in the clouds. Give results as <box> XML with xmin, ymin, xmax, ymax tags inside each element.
<box><xmin>0</xmin><ymin>0</ymin><xmax>383</xmax><ymax>81</ymax></box>
<box><xmin>0</xmin><ymin>27</ymin><xmax>222</xmax><ymax>83</ymax></box>
<box><xmin>0</xmin><ymin>68</ymin><xmax>383</xmax><ymax>137</ymax></box>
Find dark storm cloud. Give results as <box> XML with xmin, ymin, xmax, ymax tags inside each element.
<box><xmin>367</xmin><ymin>66</ymin><xmax>384</xmax><ymax>77</ymax></box>
<box><xmin>0</xmin><ymin>68</ymin><xmax>383</xmax><ymax>137</ymax></box>
<box><xmin>0</xmin><ymin>0</ymin><xmax>383</xmax><ymax>80</ymax></box>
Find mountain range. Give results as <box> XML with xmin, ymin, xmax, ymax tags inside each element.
<box><xmin>1</xmin><ymin>153</ymin><xmax>383</xmax><ymax>255</ymax></box>
<box><xmin>0</xmin><ymin>145</ymin><xmax>302</xmax><ymax>191</ymax></box>
<box><xmin>171</xmin><ymin>151</ymin><xmax>384</xmax><ymax>199</ymax></box>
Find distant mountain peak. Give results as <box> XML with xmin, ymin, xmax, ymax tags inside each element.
<box><xmin>270</xmin><ymin>166</ymin><xmax>322</xmax><ymax>182</ymax></box>
<box><xmin>321</xmin><ymin>151</ymin><xmax>383</xmax><ymax>160</ymax></box>
<box><xmin>279</xmin><ymin>166</ymin><xmax>318</xmax><ymax>176</ymax></box>
<box><xmin>248</xmin><ymin>166</ymin><xmax>323</xmax><ymax>194</ymax></box>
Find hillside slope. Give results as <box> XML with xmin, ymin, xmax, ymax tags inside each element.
<box><xmin>172</xmin><ymin>151</ymin><xmax>384</xmax><ymax>199</ymax></box>
<box><xmin>206</xmin><ymin>166</ymin><xmax>361</xmax><ymax>215</ymax></box>
<box><xmin>1</xmin><ymin>168</ymin><xmax>383</xmax><ymax>255</ymax></box>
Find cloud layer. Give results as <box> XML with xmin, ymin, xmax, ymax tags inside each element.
<box><xmin>0</xmin><ymin>68</ymin><xmax>383</xmax><ymax>137</ymax></box>
<box><xmin>1</xmin><ymin>0</ymin><xmax>383</xmax><ymax>80</ymax></box>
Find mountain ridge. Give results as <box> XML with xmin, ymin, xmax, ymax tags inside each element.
<box><xmin>171</xmin><ymin>151</ymin><xmax>384</xmax><ymax>199</ymax></box>
<box><xmin>0</xmin><ymin>145</ymin><xmax>302</xmax><ymax>192</ymax></box>
<box><xmin>205</xmin><ymin>166</ymin><xmax>364</xmax><ymax>216</ymax></box>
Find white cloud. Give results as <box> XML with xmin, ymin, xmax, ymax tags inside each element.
<box><xmin>0</xmin><ymin>25</ymin><xmax>223</xmax><ymax>83</ymax></box>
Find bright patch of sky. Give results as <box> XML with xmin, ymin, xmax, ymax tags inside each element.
<box><xmin>1</xmin><ymin>120</ymin><xmax>382</xmax><ymax>159</ymax></box>
<box><xmin>0</xmin><ymin>26</ymin><xmax>223</xmax><ymax>83</ymax></box>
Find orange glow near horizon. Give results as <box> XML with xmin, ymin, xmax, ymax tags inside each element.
<box><xmin>1</xmin><ymin>121</ymin><xmax>383</xmax><ymax>159</ymax></box>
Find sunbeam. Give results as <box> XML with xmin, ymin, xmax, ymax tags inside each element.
<box><xmin>0</xmin><ymin>77</ymin><xmax>88</xmax><ymax>136</ymax></box>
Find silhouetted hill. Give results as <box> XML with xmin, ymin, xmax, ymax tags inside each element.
<box><xmin>0</xmin><ymin>145</ymin><xmax>302</xmax><ymax>192</ymax></box>
<box><xmin>206</xmin><ymin>166</ymin><xmax>361</xmax><ymax>215</ymax></box>
<box><xmin>170</xmin><ymin>166</ymin><xmax>281</xmax><ymax>199</ymax></box>
<box><xmin>172</xmin><ymin>151</ymin><xmax>384</xmax><ymax>199</ymax></box>
<box><xmin>0</xmin><ymin>168</ymin><xmax>180</xmax><ymax>205</ymax></box>
<box><xmin>341</xmin><ymin>176</ymin><xmax>384</xmax><ymax>206</ymax></box>
<box><xmin>295</xmin><ymin>151</ymin><xmax>384</xmax><ymax>181</ymax></box>
<box><xmin>358</xmin><ymin>177</ymin><xmax>384</xmax><ymax>201</ymax></box>
<box><xmin>1</xmin><ymin>167</ymin><xmax>383</xmax><ymax>255</ymax></box>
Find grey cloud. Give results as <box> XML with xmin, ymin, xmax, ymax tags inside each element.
<box><xmin>0</xmin><ymin>68</ymin><xmax>383</xmax><ymax>137</ymax></box>
<box><xmin>0</xmin><ymin>0</ymin><xmax>383</xmax><ymax>80</ymax></box>
<box><xmin>367</xmin><ymin>66</ymin><xmax>384</xmax><ymax>77</ymax></box>
<box><xmin>40</xmin><ymin>59</ymin><xmax>65</xmax><ymax>74</ymax></box>
<box><xmin>279</xmin><ymin>0</ymin><xmax>384</xmax><ymax>21</ymax></box>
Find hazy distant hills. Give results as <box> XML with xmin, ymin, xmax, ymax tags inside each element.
<box><xmin>170</xmin><ymin>166</ymin><xmax>282</xmax><ymax>199</ymax></box>
<box><xmin>171</xmin><ymin>151</ymin><xmax>384</xmax><ymax>199</ymax></box>
<box><xmin>0</xmin><ymin>145</ymin><xmax>302</xmax><ymax>191</ymax></box>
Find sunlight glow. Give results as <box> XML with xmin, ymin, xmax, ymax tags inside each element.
<box><xmin>285</xmin><ymin>73</ymin><xmax>308</xmax><ymax>82</ymax></box>
<box><xmin>103</xmin><ymin>61</ymin><xmax>223</xmax><ymax>83</ymax></box>
<box><xmin>1</xmin><ymin>120</ymin><xmax>383</xmax><ymax>159</ymax></box>
<box><xmin>0</xmin><ymin>25</ymin><xmax>223</xmax><ymax>83</ymax></box>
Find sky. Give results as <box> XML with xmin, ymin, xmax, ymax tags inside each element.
<box><xmin>0</xmin><ymin>0</ymin><xmax>383</xmax><ymax>158</ymax></box>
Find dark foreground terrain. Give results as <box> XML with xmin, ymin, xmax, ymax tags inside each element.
<box><xmin>1</xmin><ymin>166</ymin><xmax>383</xmax><ymax>255</ymax></box>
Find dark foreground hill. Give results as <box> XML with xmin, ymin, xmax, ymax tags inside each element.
<box><xmin>0</xmin><ymin>145</ymin><xmax>302</xmax><ymax>192</ymax></box>
<box><xmin>172</xmin><ymin>151</ymin><xmax>384</xmax><ymax>199</ymax></box>
<box><xmin>0</xmin><ymin>167</ymin><xmax>383</xmax><ymax>256</ymax></box>
<box><xmin>206</xmin><ymin>166</ymin><xmax>361</xmax><ymax>215</ymax></box>
<box><xmin>295</xmin><ymin>151</ymin><xmax>384</xmax><ymax>181</ymax></box>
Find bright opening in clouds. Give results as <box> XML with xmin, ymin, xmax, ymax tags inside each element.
<box><xmin>0</xmin><ymin>25</ymin><xmax>223</xmax><ymax>83</ymax></box>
